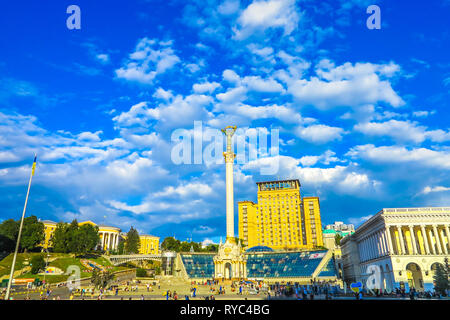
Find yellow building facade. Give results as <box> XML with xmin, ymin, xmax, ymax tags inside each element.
<box><xmin>42</xmin><ymin>220</ymin><xmax>57</xmax><ymax>249</ymax></box>
<box><xmin>238</xmin><ymin>180</ymin><xmax>323</xmax><ymax>250</ymax></box>
<box><xmin>139</xmin><ymin>234</ymin><xmax>160</xmax><ymax>255</ymax></box>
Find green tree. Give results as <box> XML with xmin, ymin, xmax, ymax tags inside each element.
<box><xmin>30</xmin><ymin>254</ymin><xmax>46</xmax><ymax>274</ymax></box>
<box><xmin>20</xmin><ymin>216</ymin><xmax>45</xmax><ymax>252</ymax></box>
<box><xmin>51</xmin><ymin>222</ymin><xmax>69</xmax><ymax>253</ymax></box>
<box><xmin>136</xmin><ymin>268</ymin><xmax>147</xmax><ymax>277</ymax></box>
<box><xmin>117</xmin><ymin>240</ymin><xmax>125</xmax><ymax>254</ymax></box>
<box><xmin>179</xmin><ymin>241</ymin><xmax>192</xmax><ymax>252</ymax></box>
<box><xmin>91</xmin><ymin>269</ymin><xmax>115</xmax><ymax>290</ymax></box>
<box><xmin>66</xmin><ymin>220</ymin><xmax>80</xmax><ymax>253</ymax></box>
<box><xmin>205</xmin><ymin>244</ymin><xmax>218</xmax><ymax>252</ymax></box>
<box><xmin>154</xmin><ymin>265</ymin><xmax>161</xmax><ymax>275</ymax></box>
<box><xmin>161</xmin><ymin>237</ymin><xmax>181</xmax><ymax>251</ymax></box>
<box><xmin>125</xmin><ymin>227</ymin><xmax>140</xmax><ymax>254</ymax></box>
<box><xmin>76</xmin><ymin>224</ymin><xmax>100</xmax><ymax>255</ymax></box>
<box><xmin>433</xmin><ymin>263</ymin><xmax>449</xmax><ymax>296</ymax></box>
<box><xmin>0</xmin><ymin>219</ymin><xmax>18</xmax><ymax>252</ymax></box>
<box><xmin>335</xmin><ymin>233</ymin><xmax>343</xmax><ymax>246</ymax></box>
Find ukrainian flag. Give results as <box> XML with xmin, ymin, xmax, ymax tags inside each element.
<box><xmin>31</xmin><ymin>155</ymin><xmax>37</xmax><ymax>176</ymax></box>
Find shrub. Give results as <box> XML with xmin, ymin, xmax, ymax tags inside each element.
<box><xmin>30</xmin><ymin>255</ymin><xmax>46</xmax><ymax>274</ymax></box>
<box><xmin>136</xmin><ymin>268</ymin><xmax>147</xmax><ymax>277</ymax></box>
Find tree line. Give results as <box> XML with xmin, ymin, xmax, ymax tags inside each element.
<box><xmin>161</xmin><ymin>236</ymin><xmax>218</xmax><ymax>253</ymax></box>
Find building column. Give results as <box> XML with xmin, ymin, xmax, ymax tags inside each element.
<box><xmin>380</xmin><ymin>231</ymin><xmax>386</xmax><ymax>255</ymax></box>
<box><xmin>103</xmin><ymin>232</ymin><xmax>107</xmax><ymax>250</ymax></box>
<box><xmin>371</xmin><ymin>234</ymin><xmax>376</xmax><ymax>258</ymax></box>
<box><xmin>108</xmin><ymin>232</ymin><xmax>113</xmax><ymax>250</ymax></box>
<box><xmin>101</xmin><ymin>232</ymin><xmax>105</xmax><ymax>249</ymax></box>
<box><xmin>111</xmin><ymin>234</ymin><xmax>116</xmax><ymax>251</ymax></box>
<box><xmin>432</xmin><ymin>225</ymin><xmax>443</xmax><ymax>254</ymax></box>
<box><xmin>440</xmin><ymin>228</ymin><xmax>448</xmax><ymax>255</ymax></box>
<box><xmin>365</xmin><ymin>239</ymin><xmax>369</xmax><ymax>261</ymax></box>
<box><xmin>375</xmin><ymin>233</ymin><xmax>381</xmax><ymax>258</ymax></box>
<box><xmin>425</xmin><ymin>226</ymin><xmax>437</xmax><ymax>254</ymax></box>
<box><xmin>397</xmin><ymin>226</ymin><xmax>406</xmax><ymax>255</ymax></box>
<box><xmin>359</xmin><ymin>242</ymin><xmax>364</xmax><ymax>262</ymax></box>
<box><xmin>382</xmin><ymin>230</ymin><xmax>389</xmax><ymax>255</ymax></box>
<box><xmin>445</xmin><ymin>225</ymin><xmax>450</xmax><ymax>254</ymax></box>
<box><xmin>364</xmin><ymin>238</ymin><xmax>369</xmax><ymax>261</ymax></box>
<box><xmin>409</xmin><ymin>226</ymin><xmax>418</xmax><ymax>255</ymax></box>
<box><xmin>377</xmin><ymin>231</ymin><xmax>384</xmax><ymax>256</ymax></box>
<box><xmin>386</xmin><ymin>226</ymin><xmax>394</xmax><ymax>255</ymax></box>
<box><xmin>420</xmin><ymin>225</ymin><xmax>430</xmax><ymax>255</ymax></box>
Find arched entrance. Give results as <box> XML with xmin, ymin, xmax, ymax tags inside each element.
<box><xmin>406</xmin><ymin>263</ymin><xmax>423</xmax><ymax>291</ymax></box>
<box><xmin>225</xmin><ymin>263</ymin><xmax>232</xmax><ymax>280</ymax></box>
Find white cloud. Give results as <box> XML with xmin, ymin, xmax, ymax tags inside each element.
<box><xmin>296</xmin><ymin>124</ymin><xmax>345</xmax><ymax>144</ymax></box>
<box><xmin>412</xmin><ymin>110</ymin><xmax>435</xmax><ymax>118</ymax></box>
<box><xmin>348</xmin><ymin>215</ymin><xmax>372</xmax><ymax>226</ymax></box>
<box><xmin>222</xmin><ymin>69</ymin><xmax>241</xmax><ymax>84</ymax></box>
<box><xmin>234</xmin><ymin>0</ymin><xmax>300</xmax><ymax>39</ymax></box>
<box><xmin>113</xmin><ymin>94</ymin><xmax>213</xmax><ymax>130</ymax></box>
<box><xmin>154</xmin><ymin>182</ymin><xmax>213</xmax><ymax>198</ymax></box>
<box><xmin>420</xmin><ymin>186</ymin><xmax>450</xmax><ymax>195</ymax></box>
<box><xmin>77</xmin><ymin>131</ymin><xmax>103</xmax><ymax>142</ymax></box>
<box><xmin>242</xmin><ymin>155</ymin><xmax>380</xmax><ymax>196</ymax></box>
<box><xmin>115</xmin><ymin>38</ymin><xmax>180</xmax><ymax>84</ymax></box>
<box><xmin>242</xmin><ymin>76</ymin><xmax>285</xmax><ymax>93</ymax></box>
<box><xmin>201</xmin><ymin>238</ymin><xmax>216</xmax><ymax>247</ymax></box>
<box><xmin>347</xmin><ymin>144</ymin><xmax>450</xmax><ymax>170</ymax></box>
<box><xmin>193</xmin><ymin>81</ymin><xmax>221</xmax><ymax>94</ymax></box>
<box><xmin>289</xmin><ymin>60</ymin><xmax>404</xmax><ymax>110</ymax></box>
<box><xmin>0</xmin><ymin>151</ymin><xmax>20</xmax><ymax>163</ymax></box>
<box><xmin>299</xmin><ymin>150</ymin><xmax>341</xmax><ymax>167</ymax></box>
<box><xmin>153</xmin><ymin>88</ymin><xmax>174</xmax><ymax>101</ymax></box>
<box><xmin>193</xmin><ymin>225</ymin><xmax>216</xmax><ymax>234</ymax></box>
<box><xmin>216</xmin><ymin>86</ymin><xmax>247</xmax><ymax>103</ymax></box>
<box><xmin>218</xmin><ymin>0</ymin><xmax>241</xmax><ymax>15</ymax></box>
<box><xmin>96</xmin><ymin>53</ymin><xmax>110</xmax><ymax>64</ymax></box>
<box><xmin>354</xmin><ymin>120</ymin><xmax>450</xmax><ymax>143</ymax></box>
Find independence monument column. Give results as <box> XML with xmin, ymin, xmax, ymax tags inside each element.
<box><xmin>221</xmin><ymin>125</ymin><xmax>237</xmax><ymax>241</ymax></box>
<box><xmin>213</xmin><ymin>125</ymin><xmax>246</xmax><ymax>281</ymax></box>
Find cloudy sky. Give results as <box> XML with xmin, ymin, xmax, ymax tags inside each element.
<box><xmin>0</xmin><ymin>0</ymin><xmax>449</xmax><ymax>243</ymax></box>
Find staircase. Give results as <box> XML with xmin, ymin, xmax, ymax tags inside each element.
<box><xmin>311</xmin><ymin>250</ymin><xmax>333</xmax><ymax>278</ymax></box>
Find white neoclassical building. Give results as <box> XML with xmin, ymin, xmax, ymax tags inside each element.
<box><xmin>77</xmin><ymin>221</ymin><xmax>121</xmax><ymax>251</ymax></box>
<box><xmin>341</xmin><ymin>207</ymin><xmax>450</xmax><ymax>292</ymax></box>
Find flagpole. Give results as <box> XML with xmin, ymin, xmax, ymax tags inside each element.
<box><xmin>5</xmin><ymin>154</ymin><xmax>36</xmax><ymax>300</ymax></box>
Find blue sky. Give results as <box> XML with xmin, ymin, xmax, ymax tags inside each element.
<box><xmin>0</xmin><ymin>0</ymin><xmax>449</xmax><ymax>244</ymax></box>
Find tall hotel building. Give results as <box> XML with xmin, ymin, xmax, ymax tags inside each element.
<box><xmin>238</xmin><ymin>179</ymin><xmax>323</xmax><ymax>250</ymax></box>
